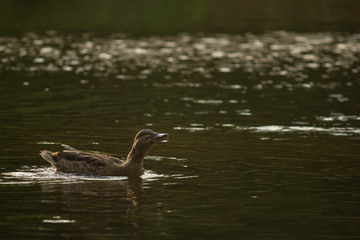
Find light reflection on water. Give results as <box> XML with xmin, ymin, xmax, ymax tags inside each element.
<box><xmin>1</xmin><ymin>31</ymin><xmax>360</xmax><ymax>80</ymax></box>
<box><xmin>174</xmin><ymin>124</ymin><xmax>360</xmax><ymax>136</ymax></box>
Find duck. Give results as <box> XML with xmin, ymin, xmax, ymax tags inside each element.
<box><xmin>40</xmin><ymin>129</ymin><xmax>169</xmax><ymax>177</ymax></box>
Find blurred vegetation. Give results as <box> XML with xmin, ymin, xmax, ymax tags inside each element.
<box><xmin>0</xmin><ymin>0</ymin><xmax>359</xmax><ymax>35</ymax></box>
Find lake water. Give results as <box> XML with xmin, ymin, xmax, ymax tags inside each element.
<box><xmin>1</xmin><ymin>30</ymin><xmax>360</xmax><ymax>239</ymax></box>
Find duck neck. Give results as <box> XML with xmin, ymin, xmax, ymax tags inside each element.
<box><xmin>126</xmin><ymin>146</ymin><xmax>145</xmax><ymax>168</ymax></box>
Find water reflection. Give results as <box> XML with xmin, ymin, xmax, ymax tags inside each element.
<box><xmin>38</xmin><ymin>177</ymin><xmax>144</xmax><ymax>236</ymax></box>
<box><xmin>3</xmin><ymin>168</ymin><xmax>149</xmax><ymax>234</ymax></box>
<box><xmin>39</xmin><ymin>175</ymin><xmax>144</xmax><ymax>231</ymax></box>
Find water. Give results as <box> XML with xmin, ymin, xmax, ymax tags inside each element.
<box><xmin>1</xmin><ymin>30</ymin><xmax>360</xmax><ymax>239</ymax></box>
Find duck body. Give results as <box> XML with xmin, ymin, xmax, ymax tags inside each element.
<box><xmin>40</xmin><ymin>129</ymin><xmax>168</xmax><ymax>177</ymax></box>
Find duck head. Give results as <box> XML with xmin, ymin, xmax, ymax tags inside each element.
<box><xmin>126</xmin><ymin>129</ymin><xmax>169</xmax><ymax>164</ymax></box>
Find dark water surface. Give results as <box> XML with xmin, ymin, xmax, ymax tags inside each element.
<box><xmin>1</xmin><ymin>31</ymin><xmax>360</xmax><ymax>239</ymax></box>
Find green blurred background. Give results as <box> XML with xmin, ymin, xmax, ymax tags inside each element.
<box><xmin>0</xmin><ymin>0</ymin><xmax>359</xmax><ymax>35</ymax></box>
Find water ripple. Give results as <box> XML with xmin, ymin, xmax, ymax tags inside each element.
<box><xmin>240</xmin><ymin>125</ymin><xmax>360</xmax><ymax>136</ymax></box>
<box><xmin>1</xmin><ymin>166</ymin><xmax>194</xmax><ymax>185</ymax></box>
<box><xmin>174</xmin><ymin>124</ymin><xmax>360</xmax><ymax>136</ymax></box>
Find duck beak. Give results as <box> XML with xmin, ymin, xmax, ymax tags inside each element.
<box><xmin>152</xmin><ymin>133</ymin><xmax>169</xmax><ymax>143</ymax></box>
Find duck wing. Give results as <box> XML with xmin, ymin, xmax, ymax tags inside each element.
<box><xmin>61</xmin><ymin>144</ymin><xmax>78</xmax><ymax>151</ymax></box>
<box><xmin>60</xmin><ymin>144</ymin><xmax>124</xmax><ymax>164</ymax></box>
<box><xmin>41</xmin><ymin>150</ymin><xmax>124</xmax><ymax>175</ymax></box>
